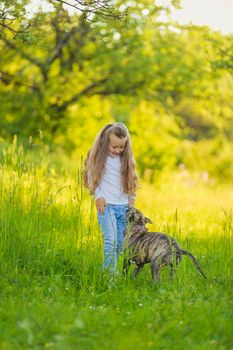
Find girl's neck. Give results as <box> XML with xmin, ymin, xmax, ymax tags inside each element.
<box><xmin>107</xmin><ymin>154</ymin><xmax>120</xmax><ymax>159</ymax></box>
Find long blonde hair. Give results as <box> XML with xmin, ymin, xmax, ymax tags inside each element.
<box><xmin>83</xmin><ymin>123</ymin><xmax>138</xmax><ymax>195</ymax></box>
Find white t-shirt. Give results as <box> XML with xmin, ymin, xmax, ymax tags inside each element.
<box><xmin>94</xmin><ymin>155</ymin><xmax>135</xmax><ymax>205</ymax></box>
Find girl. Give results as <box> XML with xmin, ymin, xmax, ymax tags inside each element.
<box><xmin>83</xmin><ymin>122</ymin><xmax>138</xmax><ymax>273</ymax></box>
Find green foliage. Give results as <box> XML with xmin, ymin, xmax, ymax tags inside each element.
<box><xmin>0</xmin><ymin>144</ymin><xmax>232</xmax><ymax>349</ymax></box>
<box><xmin>0</xmin><ymin>0</ymin><xmax>233</xmax><ymax>180</ymax></box>
<box><xmin>128</xmin><ymin>101</ymin><xmax>180</xmax><ymax>179</ymax></box>
<box><xmin>179</xmin><ymin>138</ymin><xmax>233</xmax><ymax>181</ymax></box>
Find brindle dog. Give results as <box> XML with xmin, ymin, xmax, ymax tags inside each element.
<box><xmin>123</xmin><ymin>207</ymin><xmax>207</xmax><ymax>283</ymax></box>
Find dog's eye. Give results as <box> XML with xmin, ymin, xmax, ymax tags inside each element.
<box><xmin>128</xmin><ymin>214</ymin><xmax>135</xmax><ymax>222</ymax></box>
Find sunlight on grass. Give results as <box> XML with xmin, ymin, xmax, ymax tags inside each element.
<box><xmin>0</xmin><ymin>143</ymin><xmax>232</xmax><ymax>350</ymax></box>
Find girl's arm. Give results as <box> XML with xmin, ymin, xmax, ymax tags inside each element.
<box><xmin>94</xmin><ymin>186</ymin><xmax>106</xmax><ymax>214</ymax></box>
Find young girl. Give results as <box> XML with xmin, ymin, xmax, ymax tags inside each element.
<box><xmin>83</xmin><ymin>122</ymin><xmax>138</xmax><ymax>273</ymax></box>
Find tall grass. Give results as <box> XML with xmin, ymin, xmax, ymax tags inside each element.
<box><xmin>0</xmin><ymin>141</ymin><xmax>232</xmax><ymax>350</ymax></box>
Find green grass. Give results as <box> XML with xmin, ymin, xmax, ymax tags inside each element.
<box><xmin>0</xmin><ymin>144</ymin><xmax>232</xmax><ymax>350</ymax></box>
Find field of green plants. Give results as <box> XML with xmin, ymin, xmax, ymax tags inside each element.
<box><xmin>1</xmin><ymin>0</ymin><xmax>233</xmax><ymax>348</ymax></box>
<box><xmin>0</xmin><ymin>143</ymin><xmax>232</xmax><ymax>350</ymax></box>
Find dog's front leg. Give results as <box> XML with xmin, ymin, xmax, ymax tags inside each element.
<box><xmin>123</xmin><ymin>258</ymin><xmax>131</xmax><ymax>275</ymax></box>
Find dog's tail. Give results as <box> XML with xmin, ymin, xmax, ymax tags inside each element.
<box><xmin>180</xmin><ymin>249</ymin><xmax>207</xmax><ymax>279</ymax></box>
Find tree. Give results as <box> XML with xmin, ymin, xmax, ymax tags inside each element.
<box><xmin>0</xmin><ymin>1</ymin><xmax>164</xmax><ymax>139</ymax></box>
<box><xmin>1</xmin><ymin>0</ymin><xmax>232</xmax><ymax>152</ymax></box>
<box><xmin>53</xmin><ymin>0</ymin><xmax>125</xmax><ymax>19</ymax></box>
<box><xmin>0</xmin><ymin>0</ymin><xmax>125</xmax><ymax>39</ymax></box>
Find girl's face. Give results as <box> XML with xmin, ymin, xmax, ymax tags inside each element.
<box><xmin>108</xmin><ymin>133</ymin><xmax>127</xmax><ymax>158</ymax></box>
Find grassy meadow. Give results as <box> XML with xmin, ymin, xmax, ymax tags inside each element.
<box><xmin>0</xmin><ymin>143</ymin><xmax>232</xmax><ymax>350</ymax></box>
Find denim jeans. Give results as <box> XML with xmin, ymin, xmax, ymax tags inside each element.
<box><xmin>97</xmin><ymin>204</ymin><xmax>129</xmax><ymax>273</ymax></box>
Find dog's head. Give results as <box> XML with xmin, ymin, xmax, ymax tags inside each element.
<box><xmin>126</xmin><ymin>207</ymin><xmax>152</xmax><ymax>226</ymax></box>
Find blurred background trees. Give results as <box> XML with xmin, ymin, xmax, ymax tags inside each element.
<box><xmin>0</xmin><ymin>0</ymin><xmax>232</xmax><ymax>180</ymax></box>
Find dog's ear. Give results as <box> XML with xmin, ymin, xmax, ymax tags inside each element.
<box><xmin>145</xmin><ymin>216</ymin><xmax>152</xmax><ymax>224</ymax></box>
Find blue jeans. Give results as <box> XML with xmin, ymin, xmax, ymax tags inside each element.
<box><xmin>97</xmin><ymin>204</ymin><xmax>129</xmax><ymax>273</ymax></box>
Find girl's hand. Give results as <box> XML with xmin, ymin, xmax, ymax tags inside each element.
<box><xmin>95</xmin><ymin>197</ymin><xmax>106</xmax><ymax>214</ymax></box>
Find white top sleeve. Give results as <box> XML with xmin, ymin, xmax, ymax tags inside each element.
<box><xmin>94</xmin><ymin>185</ymin><xmax>104</xmax><ymax>200</ymax></box>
